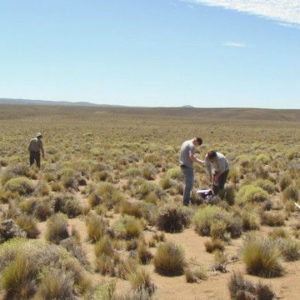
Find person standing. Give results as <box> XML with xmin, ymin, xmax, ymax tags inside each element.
<box><xmin>28</xmin><ymin>133</ymin><xmax>45</xmax><ymax>168</ymax></box>
<box><xmin>179</xmin><ymin>137</ymin><xmax>203</xmax><ymax>206</ymax></box>
<box><xmin>205</xmin><ymin>150</ymin><xmax>229</xmax><ymax>195</ymax></box>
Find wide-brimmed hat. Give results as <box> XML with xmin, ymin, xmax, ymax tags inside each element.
<box><xmin>36</xmin><ymin>132</ymin><xmax>43</xmax><ymax>138</ymax></box>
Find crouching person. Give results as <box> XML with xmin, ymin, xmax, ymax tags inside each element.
<box><xmin>205</xmin><ymin>150</ymin><xmax>229</xmax><ymax>195</ymax></box>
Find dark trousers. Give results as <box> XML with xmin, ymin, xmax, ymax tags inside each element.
<box><xmin>213</xmin><ymin>169</ymin><xmax>229</xmax><ymax>195</ymax></box>
<box><xmin>181</xmin><ymin>166</ymin><xmax>194</xmax><ymax>205</ymax></box>
<box><xmin>30</xmin><ymin>151</ymin><xmax>41</xmax><ymax>168</ymax></box>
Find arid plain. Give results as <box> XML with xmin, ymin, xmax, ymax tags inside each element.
<box><xmin>0</xmin><ymin>104</ymin><xmax>299</xmax><ymax>300</ymax></box>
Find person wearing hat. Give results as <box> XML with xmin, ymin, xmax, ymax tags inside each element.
<box><xmin>28</xmin><ymin>133</ymin><xmax>45</xmax><ymax>168</ymax></box>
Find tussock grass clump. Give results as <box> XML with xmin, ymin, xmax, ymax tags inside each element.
<box><xmin>88</xmin><ymin>192</ymin><xmax>102</xmax><ymax>207</ymax></box>
<box><xmin>160</xmin><ymin>176</ymin><xmax>173</xmax><ymax>190</ymax></box>
<box><xmin>237</xmin><ymin>154</ymin><xmax>252</xmax><ymax>168</ymax></box>
<box><xmin>185</xmin><ymin>266</ymin><xmax>207</xmax><ymax>283</ymax></box>
<box><xmin>88</xmin><ymin>281</ymin><xmax>116</xmax><ymax>300</ymax></box>
<box><xmin>34</xmin><ymin>198</ymin><xmax>54</xmax><ymax>221</ymax></box>
<box><xmin>4</xmin><ymin>177</ymin><xmax>34</xmax><ymax>195</ymax></box>
<box><xmin>45</xmin><ymin>213</ymin><xmax>69</xmax><ymax>244</ymax></box>
<box><xmin>268</xmin><ymin>228</ymin><xmax>289</xmax><ymax>240</ymax></box>
<box><xmin>256</xmin><ymin>153</ymin><xmax>271</xmax><ymax>164</ymax></box>
<box><xmin>237</xmin><ymin>185</ymin><xmax>269</xmax><ymax>204</ymax></box>
<box><xmin>157</xmin><ymin>204</ymin><xmax>191</xmax><ymax>233</ymax></box>
<box><xmin>1</xmin><ymin>253</ymin><xmax>38</xmax><ymax>299</ymax></box>
<box><xmin>34</xmin><ymin>180</ymin><xmax>50</xmax><ymax>196</ymax></box>
<box><xmin>219</xmin><ymin>186</ymin><xmax>235</xmax><ymax>205</ymax></box>
<box><xmin>141</xmin><ymin>163</ymin><xmax>156</xmax><ymax>180</ymax></box>
<box><xmin>54</xmin><ymin>194</ymin><xmax>82</xmax><ymax>218</ymax></box>
<box><xmin>34</xmin><ymin>269</ymin><xmax>74</xmax><ymax>300</ymax></box>
<box><xmin>113</xmin><ymin>216</ymin><xmax>143</xmax><ymax>240</ymax></box>
<box><xmin>275</xmin><ymin>238</ymin><xmax>300</xmax><ymax>261</ymax></box>
<box><xmin>86</xmin><ymin>214</ymin><xmax>107</xmax><ymax>243</ymax></box>
<box><xmin>0</xmin><ymin>238</ymin><xmax>90</xmax><ymax>299</ymax></box>
<box><xmin>167</xmin><ymin>167</ymin><xmax>183</xmax><ymax>180</ymax></box>
<box><xmin>1</xmin><ymin>164</ymin><xmax>35</xmax><ymax>185</ymax></box>
<box><xmin>154</xmin><ymin>241</ymin><xmax>186</xmax><ymax>276</ymax></box>
<box><xmin>128</xmin><ymin>268</ymin><xmax>156</xmax><ymax>296</ymax></box>
<box><xmin>241</xmin><ymin>211</ymin><xmax>260</xmax><ymax>231</ymax></box>
<box><xmin>261</xmin><ymin>211</ymin><xmax>285</xmax><ymax>227</ymax></box>
<box><xmin>95</xmin><ymin>235</ymin><xmax>114</xmax><ymax>258</ymax></box>
<box><xmin>228</xmin><ymin>272</ymin><xmax>275</xmax><ymax>300</ymax></box>
<box><xmin>15</xmin><ymin>215</ymin><xmax>40</xmax><ymax>239</ymax></box>
<box><xmin>60</xmin><ymin>237</ymin><xmax>90</xmax><ymax>268</ymax></box>
<box><xmin>59</xmin><ymin>168</ymin><xmax>81</xmax><ymax>190</ymax></box>
<box><xmin>137</xmin><ymin>241</ymin><xmax>153</xmax><ymax>264</ymax></box>
<box><xmin>242</xmin><ymin>234</ymin><xmax>283</xmax><ymax>277</ymax></box>
<box><xmin>205</xmin><ymin>238</ymin><xmax>224</xmax><ymax>253</ymax></box>
<box><xmin>282</xmin><ymin>185</ymin><xmax>299</xmax><ymax>201</ymax></box>
<box><xmin>120</xmin><ymin>201</ymin><xmax>144</xmax><ymax>218</ymax></box>
<box><xmin>95</xmin><ymin>182</ymin><xmax>125</xmax><ymax>210</ymax></box>
<box><xmin>279</xmin><ymin>174</ymin><xmax>292</xmax><ymax>191</ymax></box>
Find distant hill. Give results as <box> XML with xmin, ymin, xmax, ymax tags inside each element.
<box><xmin>0</xmin><ymin>98</ymin><xmax>99</xmax><ymax>106</ymax></box>
<box><xmin>0</xmin><ymin>98</ymin><xmax>299</xmax><ymax>122</ymax></box>
<box><xmin>0</xmin><ymin>98</ymin><xmax>121</xmax><ymax>107</ymax></box>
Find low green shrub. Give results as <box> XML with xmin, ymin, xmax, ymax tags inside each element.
<box><xmin>4</xmin><ymin>177</ymin><xmax>34</xmax><ymax>195</ymax></box>
<box><xmin>237</xmin><ymin>185</ymin><xmax>269</xmax><ymax>204</ymax></box>
<box><xmin>254</xmin><ymin>179</ymin><xmax>277</xmax><ymax>194</ymax></box>
<box><xmin>193</xmin><ymin>206</ymin><xmax>231</xmax><ymax>238</ymax></box>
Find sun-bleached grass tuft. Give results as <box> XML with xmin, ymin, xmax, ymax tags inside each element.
<box><xmin>228</xmin><ymin>272</ymin><xmax>275</xmax><ymax>300</ymax></box>
<box><xmin>154</xmin><ymin>241</ymin><xmax>186</xmax><ymax>276</ymax></box>
<box><xmin>242</xmin><ymin>234</ymin><xmax>283</xmax><ymax>277</ymax></box>
<box><xmin>45</xmin><ymin>213</ymin><xmax>69</xmax><ymax>244</ymax></box>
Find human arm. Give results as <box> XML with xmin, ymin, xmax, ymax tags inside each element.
<box><xmin>189</xmin><ymin>152</ymin><xmax>204</xmax><ymax>165</ymax></box>
<box><xmin>205</xmin><ymin>156</ymin><xmax>212</xmax><ymax>181</ymax></box>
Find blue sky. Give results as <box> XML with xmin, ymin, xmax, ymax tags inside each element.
<box><xmin>0</xmin><ymin>0</ymin><xmax>299</xmax><ymax>108</ymax></box>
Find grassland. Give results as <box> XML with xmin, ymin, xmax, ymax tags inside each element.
<box><xmin>0</xmin><ymin>104</ymin><xmax>299</xmax><ymax>299</ymax></box>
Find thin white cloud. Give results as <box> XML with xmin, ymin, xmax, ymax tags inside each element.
<box><xmin>223</xmin><ymin>41</ymin><xmax>246</xmax><ymax>48</ymax></box>
<box><xmin>185</xmin><ymin>0</ymin><xmax>300</xmax><ymax>25</ymax></box>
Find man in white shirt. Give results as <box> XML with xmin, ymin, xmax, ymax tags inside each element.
<box><xmin>205</xmin><ymin>150</ymin><xmax>229</xmax><ymax>195</ymax></box>
<box><xmin>179</xmin><ymin>137</ymin><xmax>203</xmax><ymax>205</ymax></box>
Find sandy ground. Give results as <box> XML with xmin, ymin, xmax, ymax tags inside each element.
<box><xmin>1</xmin><ymin>165</ymin><xmax>300</xmax><ymax>300</ymax></box>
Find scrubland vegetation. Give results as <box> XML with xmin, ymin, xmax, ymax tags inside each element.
<box><xmin>0</xmin><ymin>105</ymin><xmax>299</xmax><ymax>299</ymax></box>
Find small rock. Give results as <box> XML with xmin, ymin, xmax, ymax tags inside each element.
<box><xmin>0</xmin><ymin>219</ymin><xmax>27</xmax><ymax>243</ymax></box>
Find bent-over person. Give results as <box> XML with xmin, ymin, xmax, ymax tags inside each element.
<box><xmin>28</xmin><ymin>133</ymin><xmax>45</xmax><ymax>168</ymax></box>
<box><xmin>179</xmin><ymin>137</ymin><xmax>203</xmax><ymax>206</ymax></box>
<box><xmin>205</xmin><ymin>150</ymin><xmax>229</xmax><ymax>195</ymax></box>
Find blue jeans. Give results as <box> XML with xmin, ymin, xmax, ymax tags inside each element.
<box><xmin>181</xmin><ymin>166</ymin><xmax>194</xmax><ymax>205</ymax></box>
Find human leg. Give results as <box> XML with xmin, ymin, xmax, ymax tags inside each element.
<box><xmin>182</xmin><ymin>167</ymin><xmax>194</xmax><ymax>205</ymax></box>
<box><xmin>214</xmin><ymin>170</ymin><xmax>229</xmax><ymax>194</ymax></box>
<box><xmin>29</xmin><ymin>152</ymin><xmax>35</xmax><ymax>166</ymax></box>
<box><xmin>35</xmin><ymin>152</ymin><xmax>41</xmax><ymax>168</ymax></box>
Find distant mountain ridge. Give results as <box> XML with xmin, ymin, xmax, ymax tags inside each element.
<box><xmin>0</xmin><ymin>98</ymin><xmax>299</xmax><ymax>122</ymax></box>
<box><xmin>0</xmin><ymin>98</ymin><xmax>118</xmax><ymax>107</ymax></box>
